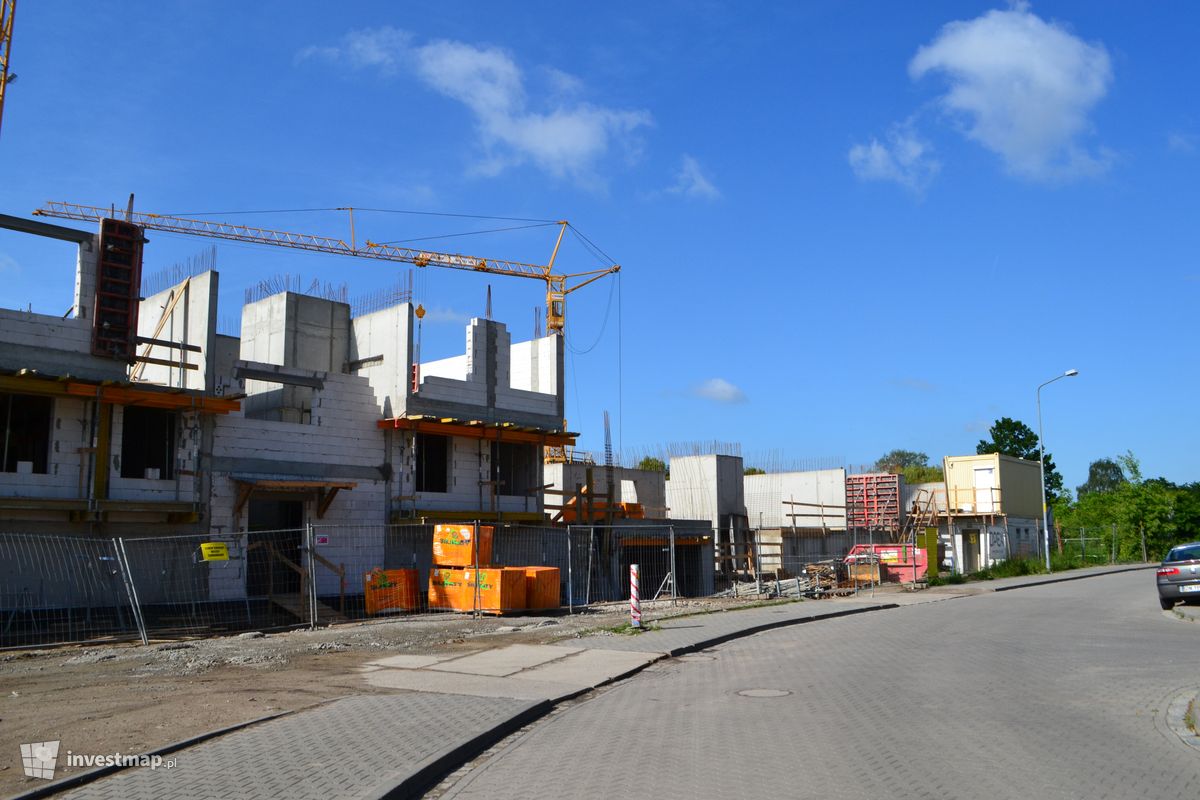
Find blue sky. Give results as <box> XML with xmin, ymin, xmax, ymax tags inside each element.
<box><xmin>1</xmin><ymin>1</ymin><xmax>1197</xmax><ymax>491</ymax></box>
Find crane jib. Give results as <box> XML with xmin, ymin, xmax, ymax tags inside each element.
<box><xmin>33</xmin><ymin>201</ymin><xmax>619</xmax><ymax>334</ymax></box>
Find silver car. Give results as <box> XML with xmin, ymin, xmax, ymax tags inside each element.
<box><xmin>1157</xmin><ymin>542</ymin><xmax>1200</xmax><ymax>609</ymax></box>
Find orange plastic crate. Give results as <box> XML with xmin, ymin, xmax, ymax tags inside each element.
<box><xmin>524</xmin><ymin>567</ymin><xmax>560</xmax><ymax>610</ymax></box>
<box><xmin>432</xmin><ymin>524</ymin><xmax>494</xmax><ymax>567</ymax></box>
<box><xmin>363</xmin><ymin>568</ymin><xmax>419</xmax><ymax>615</ymax></box>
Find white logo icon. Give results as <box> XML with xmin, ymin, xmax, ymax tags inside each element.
<box><xmin>20</xmin><ymin>741</ymin><xmax>60</xmax><ymax>780</ymax></box>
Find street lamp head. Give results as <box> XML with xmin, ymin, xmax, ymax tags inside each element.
<box><xmin>1064</xmin><ymin>369</ymin><xmax>1079</xmax><ymax>377</ymax></box>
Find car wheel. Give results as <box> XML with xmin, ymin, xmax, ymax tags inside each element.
<box><xmin>1160</xmin><ymin>597</ymin><xmax>1175</xmax><ymax>610</ymax></box>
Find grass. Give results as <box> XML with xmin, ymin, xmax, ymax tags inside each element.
<box><xmin>598</xmin><ymin>621</ymin><xmax>661</xmax><ymax>635</ymax></box>
<box><xmin>926</xmin><ymin>554</ymin><xmax>1084</xmax><ymax>585</ymax></box>
<box><xmin>1186</xmin><ymin>697</ymin><xmax>1197</xmax><ymax>736</ymax></box>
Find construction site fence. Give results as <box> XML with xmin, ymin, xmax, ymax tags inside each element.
<box><xmin>2</xmin><ymin>524</ymin><xmax>889</xmax><ymax>649</ymax></box>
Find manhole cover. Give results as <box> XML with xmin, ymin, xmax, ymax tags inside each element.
<box><xmin>737</xmin><ymin>688</ymin><xmax>791</xmax><ymax>698</ymax></box>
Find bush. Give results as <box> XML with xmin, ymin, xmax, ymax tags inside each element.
<box><xmin>1049</xmin><ymin>551</ymin><xmax>1085</xmax><ymax>571</ymax></box>
<box><xmin>988</xmin><ymin>556</ymin><xmax>1044</xmax><ymax>579</ymax></box>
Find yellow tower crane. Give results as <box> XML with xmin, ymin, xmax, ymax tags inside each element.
<box><xmin>32</xmin><ymin>200</ymin><xmax>620</xmax><ymax>336</ymax></box>
<box><xmin>0</xmin><ymin>0</ymin><xmax>15</xmax><ymax>138</ymax></box>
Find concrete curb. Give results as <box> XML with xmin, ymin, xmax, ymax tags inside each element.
<box><xmin>991</xmin><ymin>564</ymin><xmax>1154</xmax><ymax>592</ymax></box>
<box><xmin>1165</xmin><ymin>689</ymin><xmax>1200</xmax><ymax>752</ymax></box>
<box><xmin>8</xmin><ymin>709</ymin><xmax>298</xmax><ymax>800</ymax></box>
<box><xmin>660</xmin><ymin>602</ymin><xmax>900</xmax><ymax>657</ymax></box>
<box><xmin>371</xmin><ymin>700</ymin><xmax>553</xmax><ymax>800</ymax></box>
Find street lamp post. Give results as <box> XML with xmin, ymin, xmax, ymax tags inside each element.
<box><xmin>1037</xmin><ymin>369</ymin><xmax>1079</xmax><ymax>572</ymax></box>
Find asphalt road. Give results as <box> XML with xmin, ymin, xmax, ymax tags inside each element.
<box><xmin>435</xmin><ymin>571</ymin><xmax>1200</xmax><ymax>799</ymax></box>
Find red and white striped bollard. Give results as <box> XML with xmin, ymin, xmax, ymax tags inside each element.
<box><xmin>630</xmin><ymin>563</ymin><xmax>641</xmax><ymax>628</ymax></box>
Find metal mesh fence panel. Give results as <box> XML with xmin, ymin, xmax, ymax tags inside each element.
<box><xmin>574</xmin><ymin>525</ymin><xmax>712</xmax><ymax>604</ymax></box>
<box><xmin>311</xmin><ymin>523</ymin><xmax>576</xmax><ymax>618</ymax></box>
<box><xmin>0</xmin><ymin>533</ymin><xmax>140</xmax><ymax>648</ymax></box>
<box><xmin>118</xmin><ymin>528</ymin><xmax>311</xmax><ymax>638</ymax></box>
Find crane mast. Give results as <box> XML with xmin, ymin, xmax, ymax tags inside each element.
<box><xmin>33</xmin><ymin>200</ymin><xmax>619</xmax><ymax>335</ymax></box>
<box><xmin>0</xmin><ymin>0</ymin><xmax>15</xmax><ymax>138</ymax></box>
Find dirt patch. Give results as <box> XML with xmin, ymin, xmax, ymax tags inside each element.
<box><xmin>0</xmin><ymin>598</ymin><xmax>746</xmax><ymax>797</ymax></box>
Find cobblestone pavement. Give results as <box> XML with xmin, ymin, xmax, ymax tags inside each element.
<box><xmin>438</xmin><ymin>570</ymin><xmax>1200</xmax><ymax>800</ymax></box>
<box><xmin>53</xmin><ymin>694</ymin><xmax>543</xmax><ymax>800</ymax></box>
<box><xmin>566</xmin><ymin>596</ymin><xmax>898</xmax><ymax>654</ymax></box>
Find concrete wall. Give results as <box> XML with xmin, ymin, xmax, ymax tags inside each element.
<box><xmin>509</xmin><ymin>337</ymin><xmax>558</xmax><ymax>395</ymax></box>
<box><xmin>666</xmin><ymin>454</ymin><xmax>746</xmax><ymax>530</ymax></box>
<box><xmin>744</xmin><ymin>468</ymin><xmax>847</xmax><ymax>530</ymax></box>
<box><xmin>134</xmin><ymin>271</ymin><xmax>219</xmax><ymax>391</ymax></box>
<box><xmin>543</xmin><ymin>462</ymin><xmax>669</xmax><ymax>518</ymax></box>
<box><xmin>902</xmin><ymin>480</ymin><xmax>948</xmax><ymax>515</ymax></box>
<box><xmin>407</xmin><ymin>319</ymin><xmax>563</xmax><ymax>429</ymax></box>
<box><xmin>240</xmin><ymin>293</ymin><xmax>350</xmax><ymax>372</ymax></box>
<box><xmin>349</xmin><ymin>303</ymin><xmax>411</xmax><ymax>418</ymax></box>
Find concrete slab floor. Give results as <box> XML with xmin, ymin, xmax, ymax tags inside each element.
<box><xmin>425</xmin><ymin>643</ymin><xmax>584</xmax><ymax>677</ymax></box>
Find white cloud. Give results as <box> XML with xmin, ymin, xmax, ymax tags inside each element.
<box><xmin>667</xmin><ymin>155</ymin><xmax>720</xmax><ymax>200</ymax></box>
<box><xmin>692</xmin><ymin>378</ymin><xmax>747</xmax><ymax>405</ymax></box>
<box><xmin>1167</xmin><ymin>131</ymin><xmax>1197</xmax><ymax>155</ymax></box>
<box><xmin>909</xmin><ymin>2</ymin><xmax>1112</xmax><ymax>181</ymax></box>
<box><xmin>889</xmin><ymin>376</ymin><xmax>937</xmax><ymax>393</ymax></box>
<box><xmin>0</xmin><ymin>252</ymin><xmax>19</xmax><ymax>276</ymax></box>
<box><xmin>300</xmin><ymin>30</ymin><xmax>650</xmax><ymax>186</ymax></box>
<box><xmin>296</xmin><ymin>27</ymin><xmax>412</xmax><ymax>73</ymax></box>
<box><xmin>421</xmin><ymin>306</ymin><xmax>472</xmax><ymax>325</ymax></box>
<box><xmin>849</xmin><ymin>124</ymin><xmax>939</xmax><ymax>192</ymax></box>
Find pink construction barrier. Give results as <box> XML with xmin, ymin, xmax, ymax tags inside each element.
<box><xmin>844</xmin><ymin>544</ymin><xmax>928</xmax><ymax>582</ymax></box>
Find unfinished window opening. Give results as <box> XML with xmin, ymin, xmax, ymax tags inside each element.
<box><xmin>491</xmin><ymin>441</ymin><xmax>536</xmax><ymax>497</ymax></box>
<box><xmin>0</xmin><ymin>393</ymin><xmax>53</xmax><ymax>474</ymax></box>
<box><xmin>120</xmin><ymin>406</ymin><xmax>176</xmax><ymax>480</ymax></box>
<box><xmin>415</xmin><ymin>433</ymin><xmax>449</xmax><ymax>493</ymax></box>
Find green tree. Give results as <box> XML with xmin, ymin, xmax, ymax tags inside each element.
<box><xmin>1054</xmin><ymin>452</ymin><xmax>1196</xmax><ymax>562</ymax></box>
<box><xmin>636</xmin><ymin>456</ymin><xmax>667</xmax><ymax>476</ymax></box>
<box><xmin>744</xmin><ymin>467</ymin><xmax>766</xmax><ymax>476</ymax></box>
<box><xmin>872</xmin><ymin>449</ymin><xmax>942</xmax><ymax>485</ymax></box>
<box><xmin>902</xmin><ymin>465</ymin><xmax>945</xmax><ymax>484</ymax></box>
<box><xmin>1076</xmin><ymin>458</ymin><xmax>1127</xmax><ymax>498</ymax></box>
<box><xmin>976</xmin><ymin>417</ymin><xmax>1063</xmax><ymax>502</ymax></box>
<box><xmin>873</xmin><ymin>449</ymin><xmax>929</xmax><ymax>472</ymax></box>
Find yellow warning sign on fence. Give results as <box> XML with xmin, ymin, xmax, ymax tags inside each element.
<box><xmin>200</xmin><ymin>542</ymin><xmax>229</xmax><ymax>561</ymax></box>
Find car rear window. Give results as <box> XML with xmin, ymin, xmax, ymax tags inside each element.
<box><xmin>1165</xmin><ymin>545</ymin><xmax>1200</xmax><ymax>563</ymax></box>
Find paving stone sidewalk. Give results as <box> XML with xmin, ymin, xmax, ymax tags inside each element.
<box><xmin>14</xmin><ymin>563</ymin><xmax>1149</xmax><ymax>800</ymax></box>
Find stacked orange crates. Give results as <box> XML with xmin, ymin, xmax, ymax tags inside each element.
<box><xmin>427</xmin><ymin>524</ymin><xmax>560</xmax><ymax>614</ymax></box>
